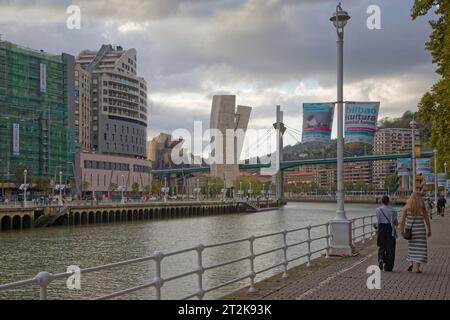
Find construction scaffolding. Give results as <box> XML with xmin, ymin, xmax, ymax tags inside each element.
<box><xmin>0</xmin><ymin>41</ymin><xmax>74</xmax><ymax>186</ymax></box>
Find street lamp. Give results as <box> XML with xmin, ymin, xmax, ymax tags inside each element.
<box><xmin>121</xmin><ymin>175</ymin><xmax>125</xmax><ymax>204</ymax></box>
<box><xmin>59</xmin><ymin>171</ymin><xmax>63</xmax><ymax>206</ymax></box>
<box><xmin>434</xmin><ymin>148</ymin><xmax>438</xmax><ymax>212</ymax></box>
<box><xmin>23</xmin><ymin>169</ymin><xmax>27</xmax><ymax>208</ymax></box>
<box><xmin>410</xmin><ymin>119</ymin><xmax>417</xmax><ymax>192</ymax></box>
<box><xmin>329</xmin><ymin>3</ymin><xmax>352</xmax><ymax>256</ymax></box>
<box><xmin>196</xmin><ymin>178</ymin><xmax>200</xmax><ymax>202</ymax></box>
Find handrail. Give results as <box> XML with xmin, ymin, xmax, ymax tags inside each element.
<box><xmin>0</xmin><ymin>215</ymin><xmax>376</xmax><ymax>300</ymax></box>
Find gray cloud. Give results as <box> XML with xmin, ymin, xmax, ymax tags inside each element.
<box><xmin>0</xmin><ymin>0</ymin><xmax>438</xmax><ymax>146</ymax></box>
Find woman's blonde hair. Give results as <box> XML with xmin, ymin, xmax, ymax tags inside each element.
<box><xmin>406</xmin><ymin>192</ymin><xmax>426</xmax><ymax>216</ymax></box>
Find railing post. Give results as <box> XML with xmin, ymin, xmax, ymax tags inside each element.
<box><xmin>351</xmin><ymin>219</ymin><xmax>355</xmax><ymax>245</ymax></box>
<box><xmin>196</xmin><ymin>244</ymin><xmax>205</xmax><ymax>300</ymax></box>
<box><xmin>361</xmin><ymin>217</ymin><xmax>366</xmax><ymax>244</ymax></box>
<box><xmin>248</xmin><ymin>235</ymin><xmax>256</xmax><ymax>293</ymax></box>
<box><xmin>369</xmin><ymin>216</ymin><xmax>374</xmax><ymax>239</ymax></box>
<box><xmin>34</xmin><ymin>271</ymin><xmax>53</xmax><ymax>300</ymax></box>
<box><xmin>306</xmin><ymin>226</ymin><xmax>311</xmax><ymax>267</ymax></box>
<box><xmin>325</xmin><ymin>223</ymin><xmax>330</xmax><ymax>258</ymax></box>
<box><xmin>153</xmin><ymin>250</ymin><xmax>164</xmax><ymax>300</ymax></box>
<box><xmin>282</xmin><ymin>230</ymin><xmax>288</xmax><ymax>277</ymax></box>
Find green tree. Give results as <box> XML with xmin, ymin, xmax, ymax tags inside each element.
<box><xmin>131</xmin><ymin>182</ymin><xmax>140</xmax><ymax>194</ymax></box>
<box><xmin>144</xmin><ymin>185</ymin><xmax>151</xmax><ymax>194</ymax></box>
<box><xmin>201</xmin><ymin>176</ymin><xmax>224</xmax><ymax>195</ymax></box>
<box><xmin>233</xmin><ymin>176</ymin><xmax>262</xmax><ymax>195</ymax></box>
<box><xmin>151</xmin><ymin>181</ymin><xmax>161</xmax><ymax>194</ymax></box>
<box><xmin>384</xmin><ymin>174</ymin><xmax>398</xmax><ymax>193</ymax></box>
<box><xmin>109</xmin><ymin>183</ymin><xmax>118</xmax><ymax>192</ymax></box>
<box><xmin>35</xmin><ymin>176</ymin><xmax>51</xmax><ymax>193</ymax></box>
<box><xmin>412</xmin><ymin>0</ymin><xmax>450</xmax><ymax>171</ymax></box>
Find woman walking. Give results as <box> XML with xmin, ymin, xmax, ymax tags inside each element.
<box><xmin>400</xmin><ymin>193</ymin><xmax>432</xmax><ymax>273</ymax></box>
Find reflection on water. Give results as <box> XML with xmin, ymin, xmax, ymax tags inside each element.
<box><xmin>0</xmin><ymin>202</ymin><xmax>384</xmax><ymax>300</ymax></box>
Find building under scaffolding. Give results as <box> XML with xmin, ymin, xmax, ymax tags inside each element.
<box><xmin>0</xmin><ymin>40</ymin><xmax>75</xmax><ymax>193</ymax></box>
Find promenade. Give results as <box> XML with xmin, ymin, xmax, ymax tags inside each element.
<box><xmin>224</xmin><ymin>209</ymin><xmax>450</xmax><ymax>300</ymax></box>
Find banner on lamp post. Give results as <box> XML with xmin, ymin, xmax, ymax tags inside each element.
<box><xmin>424</xmin><ymin>173</ymin><xmax>434</xmax><ymax>186</ymax></box>
<box><xmin>438</xmin><ymin>173</ymin><xmax>446</xmax><ymax>187</ymax></box>
<box><xmin>416</xmin><ymin>158</ymin><xmax>431</xmax><ymax>174</ymax></box>
<box><xmin>301</xmin><ymin>103</ymin><xmax>334</xmax><ymax>143</ymax></box>
<box><xmin>397</xmin><ymin>158</ymin><xmax>411</xmax><ymax>176</ymax></box>
<box><xmin>344</xmin><ymin>102</ymin><xmax>380</xmax><ymax>144</ymax></box>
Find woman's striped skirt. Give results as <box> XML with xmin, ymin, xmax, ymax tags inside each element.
<box><xmin>406</xmin><ymin>216</ymin><xmax>428</xmax><ymax>264</ymax></box>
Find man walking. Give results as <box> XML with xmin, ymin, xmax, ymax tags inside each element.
<box><xmin>437</xmin><ymin>195</ymin><xmax>447</xmax><ymax>217</ymax></box>
<box><xmin>376</xmin><ymin>195</ymin><xmax>398</xmax><ymax>272</ymax></box>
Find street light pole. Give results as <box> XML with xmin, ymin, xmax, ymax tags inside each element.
<box><xmin>434</xmin><ymin>148</ymin><xmax>438</xmax><ymax>212</ymax></box>
<box><xmin>59</xmin><ymin>171</ymin><xmax>63</xmax><ymax>206</ymax></box>
<box><xmin>121</xmin><ymin>175</ymin><xmax>125</xmax><ymax>204</ymax></box>
<box><xmin>410</xmin><ymin>119</ymin><xmax>417</xmax><ymax>192</ymax></box>
<box><xmin>329</xmin><ymin>3</ymin><xmax>352</xmax><ymax>256</ymax></box>
<box><xmin>23</xmin><ymin>169</ymin><xmax>27</xmax><ymax>208</ymax></box>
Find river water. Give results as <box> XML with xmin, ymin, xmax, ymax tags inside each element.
<box><xmin>0</xmin><ymin>202</ymin><xmax>386</xmax><ymax>300</ymax></box>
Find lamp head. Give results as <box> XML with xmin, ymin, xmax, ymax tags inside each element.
<box><xmin>330</xmin><ymin>4</ymin><xmax>350</xmax><ymax>29</ymax></box>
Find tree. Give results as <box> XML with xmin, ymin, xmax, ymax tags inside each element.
<box><xmin>81</xmin><ymin>180</ymin><xmax>90</xmax><ymax>198</ymax></box>
<box><xmin>144</xmin><ymin>185</ymin><xmax>151</xmax><ymax>194</ymax></box>
<box><xmin>151</xmin><ymin>181</ymin><xmax>161</xmax><ymax>194</ymax></box>
<box><xmin>109</xmin><ymin>183</ymin><xmax>118</xmax><ymax>192</ymax></box>
<box><xmin>385</xmin><ymin>174</ymin><xmax>398</xmax><ymax>193</ymax></box>
<box><xmin>233</xmin><ymin>176</ymin><xmax>262</xmax><ymax>195</ymax></box>
<box><xmin>131</xmin><ymin>182</ymin><xmax>140</xmax><ymax>194</ymax></box>
<box><xmin>412</xmin><ymin>0</ymin><xmax>450</xmax><ymax>171</ymax></box>
<box><xmin>35</xmin><ymin>176</ymin><xmax>51</xmax><ymax>193</ymax></box>
<box><xmin>201</xmin><ymin>176</ymin><xmax>224</xmax><ymax>195</ymax></box>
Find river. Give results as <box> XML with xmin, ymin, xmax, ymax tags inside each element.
<box><xmin>0</xmin><ymin>202</ymin><xmax>388</xmax><ymax>300</ymax></box>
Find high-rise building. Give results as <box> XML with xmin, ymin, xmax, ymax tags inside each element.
<box><xmin>373</xmin><ymin>128</ymin><xmax>413</xmax><ymax>188</ymax></box>
<box><xmin>76</xmin><ymin>45</ymin><xmax>148</xmax><ymax>158</ymax></box>
<box><xmin>73</xmin><ymin>45</ymin><xmax>151</xmax><ymax>196</ymax></box>
<box><xmin>0</xmin><ymin>40</ymin><xmax>75</xmax><ymax>191</ymax></box>
<box><xmin>74</xmin><ymin>64</ymin><xmax>92</xmax><ymax>152</ymax></box>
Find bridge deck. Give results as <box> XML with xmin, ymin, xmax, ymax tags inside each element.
<box><xmin>223</xmin><ymin>208</ymin><xmax>450</xmax><ymax>300</ymax></box>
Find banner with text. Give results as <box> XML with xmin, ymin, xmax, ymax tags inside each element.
<box><xmin>344</xmin><ymin>102</ymin><xmax>380</xmax><ymax>144</ymax></box>
<box><xmin>438</xmin><ymin>173</ymin><xmax>446</xmax><ymax>187</ymax></box>
<box><xmin>416</xmin><ymin>158</ymin><xmax>431</xmax><ymax>174</ymax></box>
<box><xmin>302</xmin><ymin>103</ymin><xmax>334</xmax><ymax>143</ymax></box>
<box><xmin>397</xmin><ymin>158</ymin><xmax>411</xmax><ymax>176</ymax></box>
<box><xmin>424</xmin><ymin>173</ymin><xmax>434</xmax><ymax>185</ymax></box>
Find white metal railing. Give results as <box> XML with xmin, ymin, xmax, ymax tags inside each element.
<box><xmin>350</xmin><ymin>215</ymin><xmax>377</xmax><ymax>244</ymax></box>
<box><xmin>0</xmin><ymin>215</ymin><xmax>376</xmax><ymax>300</ymax></box>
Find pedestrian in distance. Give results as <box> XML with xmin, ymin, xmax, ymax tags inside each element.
<box><xmin>376</xmin><ymin>195</ymin><xmax>398</xmax><ymax>272</ymax></box>
<box><xmin>426</xmin><ymin>197</ymin><xmax>433</xmax><ymax>220</ymax></box>
<box><xmin>437</xmin><ymin>195</ymin><xmax>446</xmax><ymax>217</ymax></box>
<box><xmin>400</xmin><ymin>192</ymin><xmax>432</xmax><ymax>273</ymax></box>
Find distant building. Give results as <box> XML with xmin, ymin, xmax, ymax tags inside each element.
<box><xmin>76</xmin><ymin>44</ymin><xmax>148</xmax><ymax>158</ymax></box>
<box><xmin>344</xmin><ymin>161</ymin><xmax>373</xmax><ymax>185</ymax></box>
<box><xmin>209</xmin><ymin>95</ymin><xmax>251</xmax><ymax>188</ymax></box>
<box><xmin>75</xmin><ymin>152</ymin><xmax>152</xmax><ymax>197</ymax></box>
<box><xmin>147</xmin><ymin>133</ymin><xmax>183</xmax><ymax>169</ymax></box>
<box><xmin>373</xmin><ymin>128</ymin><xmax>413</xmax><ymax>189</ymax></box>
<box><xmin>0</xmin><ymin>40</ymin><xmax>75</xmax><ymax>194</ymax></box>
<box><xmin>285</xmin><ymin>165</ymin><xmax>336</xmax><ymax>191</ymax></box>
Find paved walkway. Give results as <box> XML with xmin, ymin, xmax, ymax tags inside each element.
<box><xmin>223</xmin><ymin>210</ymin><xmax>450</xmax><ymax>300</ymax></box>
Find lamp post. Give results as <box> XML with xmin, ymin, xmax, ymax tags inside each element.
<box><xmin>59</xmin><ymin>171</ymin><xmax>63</xmax><ymax>206</ymax></box>
<box><xmin>23</xmin><ymin>169</ymin><xmax>27</xmax><ymax>208</ymax></box>
<box><xmin>196</xmin><ymin>178</ymin><xmax>200</xmax><ymax>202</ymax></box>
<box><xmin>121</xmin><ymin>175</ymin><xmax>125</xmax><ymax>204</ymax></box>
<box><xmin>410</xmin><ymin>119</ymin><xmax>417</xmax><ymax>192</ymax></box>
<box><xmin>445</xmin><ymin>162</ymin><xmax>447</xmax><ymax>176</ymax></box>
<box><xmin>240</xmin><ymin>181</ymin><xmax>242</xmax><ymax>199</ymax></box>
<box><xmin>329</xmin><ymin>3</ymin><xmax>352</xmax><ymax>256</ymax></box>
<box><xmin>434</xmin><ymin>148</ymin><xmax>438</xmax><ymax>212</ymax></box>
<box><xmin>164</xmin><ymin>176</ymin><xmax>168</xmax><ymax>203</ymax></box>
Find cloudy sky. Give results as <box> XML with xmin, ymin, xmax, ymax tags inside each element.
<box><xmin>0</xmin><ymin>0</ymin><xmax>439</xmax><ymax>149</ymax></box>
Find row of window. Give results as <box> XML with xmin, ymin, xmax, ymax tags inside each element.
<box><xmin>84</xmin><ymin>160</ymin><xmax>150</xmax><ymax>172</ymax></box>
<box><xmin>84</xmin><ymin>160</ymin><xmax>129</xmax><ymax>171</ymax></box>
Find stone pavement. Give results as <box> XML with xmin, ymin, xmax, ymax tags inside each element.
<box><xmin>222</xmin><ymin>210</ymin><xmax>450</xmax><ymax>300</ymax></box>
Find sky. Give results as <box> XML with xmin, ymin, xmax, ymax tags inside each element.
<box><xmin>0</xmin><ymin>0</ymin><xmax>440</xmax><ymax>150</ymax></box>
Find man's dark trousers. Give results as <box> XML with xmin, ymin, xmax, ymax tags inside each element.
<box><xmin>377</xmin><ymin>223</ymin><xmax>396</xmax><ymax>271</ymax></box>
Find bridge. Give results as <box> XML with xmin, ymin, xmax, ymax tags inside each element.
<box><xmin>151</xmin><ymin>151</ymin><xmax>433</xmax><ymax>175</ymax></box>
